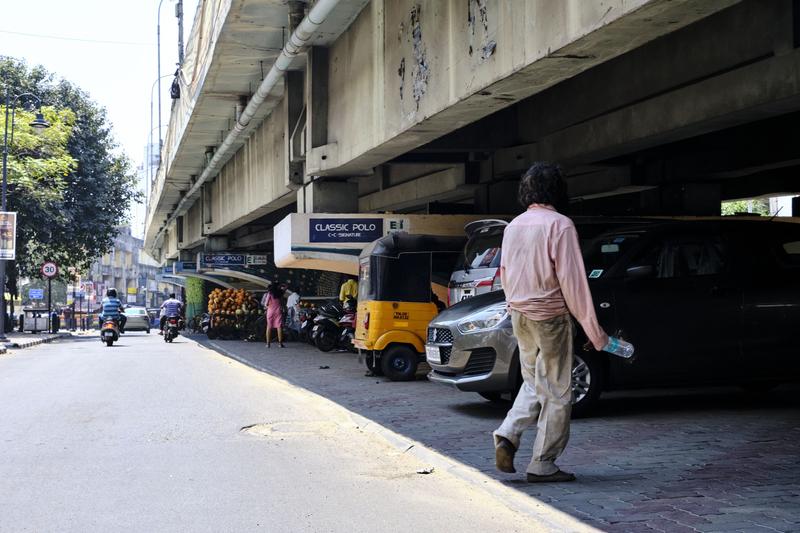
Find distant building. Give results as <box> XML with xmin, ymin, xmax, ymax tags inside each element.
<box><xmin>86</xmin><ymin>226</ymin><xmax>181</xmax><ymax>308</ymax></box>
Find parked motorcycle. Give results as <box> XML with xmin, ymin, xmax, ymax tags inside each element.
<box><xmin>312</xmin><ymin>299</ymin><xmax>357</xmax><ymax>352</ymax></box>
<box><xmin>298</xmin><ymin>308</ymin><xmax>317</xmax><ymax>345</ymax></box>
<box><xmin>163</xmin><ymin>316</ymin><xmax>180</xmax><ymax>343</ymax></box>
<box><xmin>100</xmin><ymin>318</ymin><xmax>120</xmax><ymax>347</ymax></box>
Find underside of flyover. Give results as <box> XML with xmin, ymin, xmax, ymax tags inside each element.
<box><xmin>148</xmin><ymin>0</ymin><xmax>800</xmax><ymax>265</ymax></box>
<box><xmin>365</xmin><ymin>0</ymin><xmax>800</xmax><ymax>218</ymax></box>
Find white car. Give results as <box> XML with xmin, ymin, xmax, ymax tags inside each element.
<box><xmin>124</xmin><ymin>307</ymin><xmax>151</xmax><ymax>333</ymax></box>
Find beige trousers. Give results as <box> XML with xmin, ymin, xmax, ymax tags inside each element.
<box><xmin>494</xmin><ymin>311</ymin><xmax>573</xmax><ymax>475</ymax></box>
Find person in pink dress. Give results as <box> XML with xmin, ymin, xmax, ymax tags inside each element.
<box><xmin>261</xmin><ymin>284</ymin><xmax>285</xmax><ymax>348</ymax></box>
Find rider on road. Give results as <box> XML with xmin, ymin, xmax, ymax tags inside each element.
<box><xmin>159</xmin><ymin>293</ymin><xmax>184</xmax><ymax>333</ymax></box>
<box><xmin>99</xmin><ymin>288</ymin><xmax>126</xmax><ymax>333</ymax></box>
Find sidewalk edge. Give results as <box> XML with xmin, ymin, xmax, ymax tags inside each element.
<box><xmin>196</xmin><ymin>337</ymin><xmax>599</xmax><ymax>533</ymax></box>
<box><xmin>2</xmin><ymin>332</ymin><xmax>71</xmax><ymax>352</ymax></box>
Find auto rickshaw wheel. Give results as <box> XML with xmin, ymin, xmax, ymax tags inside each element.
<box><xmin>381</xmin><ymin>345</ymin><xmax>418</xmax><ymax>381</ymax></box>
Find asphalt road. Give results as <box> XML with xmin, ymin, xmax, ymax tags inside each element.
<box><xmin>0</xmin><ymin>333</ymin><xmax>551</xmax><ymax>533</ymax></box>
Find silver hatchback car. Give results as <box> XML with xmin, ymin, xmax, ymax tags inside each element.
<box><xmin>426</xmin><ymin>290</ymin><xmax>596</xmax><ymax>417</ymax></box>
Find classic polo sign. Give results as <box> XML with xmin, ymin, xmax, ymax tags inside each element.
<box><xmin>309</xmin><ymin>218</ymin><xmax>384</xmax><ymax>243</ymax></box>
<box><xmin>41</xmin><ymin>261</ymin><xmax>59</xmax><ymax>278</ymax></box>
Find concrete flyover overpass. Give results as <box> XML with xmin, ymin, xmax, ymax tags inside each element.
<box><xmin>145</xmin><ymin>0</ymin><xmax>800</xmax><ymax>266</ymax></box>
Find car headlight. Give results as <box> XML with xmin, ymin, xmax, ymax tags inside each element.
<box><xmin>457</xmin><ymin>303</ymin><xmax>509</xmax><ymax>334</ymax></box>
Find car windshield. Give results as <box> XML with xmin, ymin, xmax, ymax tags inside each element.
<box><xmin>583</xmin><ymin>234</ymin><xmax>641</xmax><ymax>278</ymax></box>
<box><xmin>463</xmin><ymin>231</ymin><xmax>502</xmax><ymax>271</ymax></box>
<box><xmin>125</xmin><ymin>309</ymin><xmax>145</xmax><ymax>315</ymax></box>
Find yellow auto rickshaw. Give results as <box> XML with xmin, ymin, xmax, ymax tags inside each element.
<box><xmin>353</xmin><ymin>233</ymin><xmax>465</xmax><ymax>381</ymax></box>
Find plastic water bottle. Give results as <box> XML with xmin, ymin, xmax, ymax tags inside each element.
<box><xmin>603</xmin><ymin>336</ymin><xmax>635</xmax><ymax>359</ymax></box>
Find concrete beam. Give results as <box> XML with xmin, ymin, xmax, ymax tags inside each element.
<box><xmin>536</xmin><ymin>50</ymin><xmax>800</xmax><ymax>166</ymax></box>
<box><xmin>358</xmin><ymin>166</ymin><xmax>475</xmax><ymax>212</ymax></box>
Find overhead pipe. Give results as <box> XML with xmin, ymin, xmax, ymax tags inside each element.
<box><xmin>153</xmin><ymin>0</ymin><xmax>342</xmax><ymax>248</ymax></box>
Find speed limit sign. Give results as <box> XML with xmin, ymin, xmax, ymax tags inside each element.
<box><xmin>41</xmin><ymin>261</ymin><xmax>59</xmax><ymax>278</ymax></box>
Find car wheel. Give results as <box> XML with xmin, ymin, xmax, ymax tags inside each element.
<box><xmin>381</xmin><ymin>345</ymin><xmax>418</xmax><ymax>381</ymax></box>
<box><xmin>479</xmin><ymin>391</ymin><xmax>504</xmax><ymax>403</ymax></box>
<box><xmin>146</xmin><ymin>329</ymin><xmax>150</xmax><ymax>334</ymax></box>
<box><xmin>571</xmin><ymin>352</ymin><xmax>605</xmax><ymax>418</ymax></box>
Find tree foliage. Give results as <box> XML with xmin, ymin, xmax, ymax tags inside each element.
<box><xmin>721</xmin><ymin>199</ymin><xmax>770</xmax><ymax>216</ymax></box>
<box><xmin>1</xmin><ymin>57</ymin><xmax>141</xmax><ymax>295</ymax></box>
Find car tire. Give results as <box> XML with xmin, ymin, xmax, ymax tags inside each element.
<box><xmin>146</xmin><ymin>329</ymin><xmax>150</xmax><ymax>334</ymax></box>
<box><xmin>381</xmin><ymin>345</ymin><xmax>418</xmax><ymax>381</ymax></box>
<box><xmin>571</xmin><ymin>352</ymin><xmax>605</xmax><ymax>418</ymax></box>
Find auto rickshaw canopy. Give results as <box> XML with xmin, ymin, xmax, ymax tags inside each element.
<box><xmin>358</xmin><ymin>233</ymin><xmax>466</xmax><ymax>303</ymax></box>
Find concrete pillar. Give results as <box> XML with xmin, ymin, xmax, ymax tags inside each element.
<box><xmin>204</xmin><ymin>235</ymin><xmax>229</xmax><ymax>252</ymax></box>
<box><xmin>285</xmin><ymin>70</ymin><xmax>305</xmax><ymax>190</ymax></box>
<box><xmin>297</xmin><ymin>180</ymin><xmax>359</xmax><ymax>213</ymax></box>
<box><xmin>306</xmin><ymin>47</ymin><xmax>329</xmax><ymax>154</ymax></box>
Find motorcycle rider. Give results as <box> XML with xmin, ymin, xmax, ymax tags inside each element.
<box><xmin>99</xmin><ymin>288</ymin><xmax>126</xmax><ymax>333</ymax></box>
<box><xmin>159</xmin><ymin>293</ymin><xmax>184</xmax><ymax>334</ymax></box>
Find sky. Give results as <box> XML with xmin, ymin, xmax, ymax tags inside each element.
<box><xmin>2</xmin><ymin>0</ymin><xmax>199</xmax><ymax>236</ymax></box>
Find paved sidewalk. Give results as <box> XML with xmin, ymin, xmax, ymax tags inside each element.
<box><xmin>193</xmin><ymin>336</ymin><xmax>800</xmax><ymax>533</ymax></box>
<box><xmin>1</xmin><ymin>332</ymin><xmax>71</xmax><ymax>353</ymax></box>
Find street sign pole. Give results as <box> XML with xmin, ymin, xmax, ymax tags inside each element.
<box><xmin>40</xmin><ymin>261</ymin><xmax>58</xmax><ymax>333</ymax></box>
<box><xmin>47</xmin><ymin>277</ymin><xmax>52</xmax><ymax>332</ymax></box>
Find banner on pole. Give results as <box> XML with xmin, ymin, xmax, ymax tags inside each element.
<box><xmin>0</xmin><ymin>212</ymin><xmax>17</xmax><ymax>260</ymax></box>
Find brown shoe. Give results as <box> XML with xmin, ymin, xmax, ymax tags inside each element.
<box><xmin>526</xmin><ymin>470</ymin><xmax>576</xmax><ymax>483</ymax></box>
<box><xmin>495</xmin><ymin>436</ymin><xmax>516</xmax><ymax>473</ymax></box>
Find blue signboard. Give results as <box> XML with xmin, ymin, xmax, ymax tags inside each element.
<box><xmin>173</xmin><ymin>261</ymin><xmax>197</xmax><ymax>274</ymax></box>
<box><xmin>309</xmin><ymin>218</ymin><xmax>384</xmax><ymax>243</ymax></box>
<box><xmin>28</xmin><ymin>288</ymin><xmax>44</xmax><ymax>300</ymax></box>
<box><xmin>201</xmin><ymin>253</ymin><xmax>246</xmax><ymax>267</ymax></box>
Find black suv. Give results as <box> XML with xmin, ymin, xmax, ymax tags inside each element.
<box><xmin>427</xmin><ymin>219</ymin><xmax>800</xmax><ymax>416</ymax></box>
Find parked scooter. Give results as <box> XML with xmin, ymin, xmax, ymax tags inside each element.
<box><xmin>312</xmin><ymin>299</ymin><xmax>357</xmax><ymax>352</ymax></box>
<box><xmin>163</xmin><ymin>316</ymin><xmax>180</xmax><ymax>343</ymax></box>
<box><xmin>100</xmin><ymin>318</ymin><xmax>120</xmax><ymax>347</ymax></box>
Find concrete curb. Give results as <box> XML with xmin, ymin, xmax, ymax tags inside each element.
<box><xmin>196</xmin><ymin>337</ymin><xmax>598</xmax><ymax>532</ymax></box>
<box><xmin>1</xmin><ymin>332</ymin><xmax>72</xmax><ymax>353</ymax></box>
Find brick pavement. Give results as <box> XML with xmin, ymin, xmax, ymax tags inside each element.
<box><xmin>193</xmin><ymin>335</ymin><xmax>800</xmax><ymax>533</ymax></box>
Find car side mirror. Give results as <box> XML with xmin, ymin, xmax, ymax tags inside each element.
<box><xmin>626</xmin><ymin>265</ymin><xmax>655</xmax><ymax>279</ymax></box>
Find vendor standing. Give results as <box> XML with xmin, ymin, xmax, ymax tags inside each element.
<box><xmin>493</xmin><ymin>162</ymin><xmax>609</xmax><ymax>483</ymax></box>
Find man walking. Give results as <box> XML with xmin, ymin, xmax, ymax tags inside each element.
<box><xmin>494</xmin><ymin>162</ymin><xmax>608</xmax><ymax>483</ymax></box>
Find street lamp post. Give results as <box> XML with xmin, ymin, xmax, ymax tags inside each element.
<box><xmin>0</xmin><ymin>87</ymin><xmax>50</xmax><ymax>342</ymax></box>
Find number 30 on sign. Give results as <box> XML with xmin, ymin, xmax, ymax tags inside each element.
<box><xmin>41</xmin><ymin>261</ymin><xmax>59</xmax><ymax>278</ymax></box>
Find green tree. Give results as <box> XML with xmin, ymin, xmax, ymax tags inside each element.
<box><xmin>721</xmin><ymin>199</ymin><xmax>770</xmax><ymax>216</ymax></box>
<box><xmin>1</xmin><ymin>57</ymin><xmax>141</xmax><ymax>310</ymax></box>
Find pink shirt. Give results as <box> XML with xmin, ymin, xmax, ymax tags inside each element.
<box><xmin>500</xmin><ymin>205</ymin><xmax>608</xmax><ymax>350</ymax></box>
